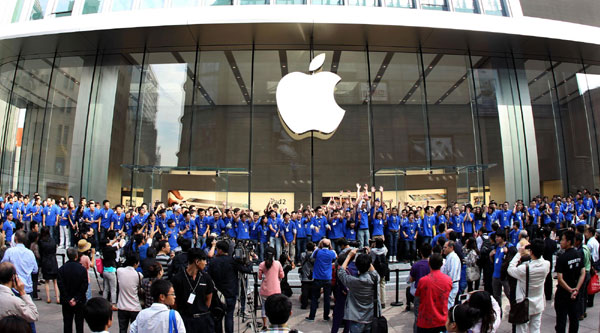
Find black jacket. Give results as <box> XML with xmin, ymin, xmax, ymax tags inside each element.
<box><xmin>207</xmin><ymin>254</ymin><xmax>253</xmax><ymax>298</ymax></box>
<box><xmin>57</xmin><ymin>260</ymin><xmax>88</xmax><ymax>306</ymax></box>
<box><xmin>543</xmin><ymin>237</ymin><xmax>557</xmax><ymax>268</ymax></box>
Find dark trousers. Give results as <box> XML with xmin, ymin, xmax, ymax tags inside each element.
<box><xmin>296</xmin><ymin>238</ymin><xmax>307</xmax><ymax>263</ymax></box>
<box><xmin>467</xmin><ymin>279</ymin><xmax>480</xmax><ymax>292</ymax></box>
<box><xmin>578</xmin><ymin>272</ymin><xmax>590</xmax><ymax>317</ymax></box>
<box><xmin>301</xmin><ymin>281</ymin><xmax>312</xmax><ymax>309</ymax></box>
<box><xmin>555</xmin><ymin>294</ymin><xmax>580</xmax><ymax>333</ymax></box>
<box><xmin>118</xmin><ymin>310</ymin><xmax>139</xmax><ymax>333</ymax></box>
<box><xmin>62</xmin><ymin>304</ymin><xmax>85</xmax><ymax>333</ymax></box>
<box><xmin>182</xmin><ymin>314</ymin><xmax>214</xmax><ymax>333</ymax></box>
<box><xmin>215</xmin><ymin>296</ymin><xmax>237</xmax><ymax>333</ymax></box>
<box><xmin>331</xmin><ymin>285</ymin><xmax>348</xmax><ymax>333</ymax></box>
<box><xmin>31</xmin><ymin>272</ymin><xmax>39</xmax><ymax>298</ymax></box>
<box><xmin>544</xmin><ymin>270</ymin><xmax>553</xmax><ymax>300</ymax></box>
<box><xmin>309</xmin><ymin>279</ymin><xmax>332</xmax><ymax>320</ymax></box>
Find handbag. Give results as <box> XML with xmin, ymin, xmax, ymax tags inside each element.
<box><xmin>587</xmin><ymin>272</ymin><xmax>600</xmax><ymax>295</ymax></box>
<box><xmin>508</xmin><ymin>264</ymin><xmax>529</xmax><ymax>324</ymax></box>
<box><xmin>370</xmin><ymin>275</ymin><xmax>388</xmax><ymax>333</ymax></box>
<box><xmin>137</xmin><ymin>273</ymin><xmax>145</xmax><ymax>308</ymax></box>
<box><xmin>95</xmin><ymin>258</ymin><xmax>104</xmax><ymax>275</ymax></box>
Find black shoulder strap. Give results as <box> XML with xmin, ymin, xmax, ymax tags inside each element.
<box><xmin>371</xmin><ymin>274</ymin><xmax>380</xmax><ymax>317</ymax></box>
<box><xmin>525</xmin><ymin>263</ymin><xmax>529</xmax><ymax>298</ymax></box>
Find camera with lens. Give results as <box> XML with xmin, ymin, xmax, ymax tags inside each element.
<box><xmin>348</xmin><ymin>240</ymin><xmax>360</xmax><ymax>248</ymax></box>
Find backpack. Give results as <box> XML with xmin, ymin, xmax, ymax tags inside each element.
<box><xmin>300</xmin><ymin>251</ymin><xmax>314</xmax><ymax>281</ymax></box>
<box><xmin>478</xmin><ymin>236</ymin><xmax>493</xmax><ymax>267</ymax></box>
<box><xmin>373</xmin><ymin>253</ymin><xmax>390</xmax><ymax>280</ymax></box>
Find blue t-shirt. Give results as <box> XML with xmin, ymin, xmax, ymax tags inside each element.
<box><xmin>99</xmin><ymin>208</ymin><xmax>114</xmax><ymax>229</ymax></box>
<box><xmin>310</xmin><ymin>216</ymin><xmax>327</xmax><ymax>242</ymax></box>
<box><xmin>249</xmin><ymin>221</ymin><xmax>260</xmax><ymax>240</ymax></box>
<box><xmin>258</xmin><ymin>224</ymin><xmax>269</xmax><ymax>243</ymax></box>
<box><xmin>84</xmin><ymin>209</ymin><xmax>101</xmax><ymax>229</ymax></box>
<box><xmin>224</xmin><ymin>217</ymin><xmax>237</xmax><ymax>238</ymax></box>
<box><xmin>437</xmin><ymin>214</ymin><xmax>448</xmax><ymax>227</ymax></box>
<box><xmin>22</xmin><ymin>203</ymin><xmax>32</xmax><ymax>222</ymax></box>
<box><xmin>111</xmin><ymin>212</ymin><xmax>125</xmax><ymax>230</ymax></box>
<box><xmin>372</xmin><ymin>218</ymin><xmax>384</xmax><ymax>236</ymax></box>
<box><xmin>463</xmin><ymin>213</ymin><xmax>474</xmax><ymax>234</ymax></box>
<box><xmin>236</xmin><ymin>220</ymin><xmax>250</xmax><ymax>240</ymax></box>
<box><xmin>344</xmin><ymin>225</ymin><xmax>356</xmax><ymax>240</ymax></box>
<box><xmin>512</xmin><ymin>211</ymin><xmax>524</xmax><ymax>229</ymax></box>
<box><xmin>451</xmin><ymin>214</ymin><xmax>463</xmax><ymax>232</ymax></box>
<box><xmin>295</xmin><ymin>219</ymin><xmax>306</xmax><ymax>238</ymax></box>
<box><xmin>60</xmin><ymin>208</ymin><xmax>70</xmax><ymax>227</ymax></box>
<box><xmin>132</xmin><ymin>213</ymin><xmax>149</xmax><ymax>226</ymax></box>
<box><xmin>3</xmin><ymin>220</ymin><xmax>15</xmax><ymax>241</ymax></box>
<box><xmin>403</xmin><ymin>220</ymin><xmax>418</xmax><ymax>241</ymax></box>
<box><xmin>44</xmin><ymin>205</ymin><xmax>60</xmax><ymax>227</ymax></box>
<box><xmin>509</xmin><ymin>229</ymin><xmax>519</xmax><ymax>247</ymax></box>
<box><xmin>498</xmin><ymin>210</ymin><xmax>512</xmax><ymax>229</ymax></box>
<box><xmin>179</xmin><ymin>220</ymin><xmax>196</xmax><ymax>239</ymax></box>
<box><xmin>165</xmin><ymin>226</ymin><xmax>179</xmax><ymax>249</ymax></box>
<box><xmin>387</xmin><ymin>215</ymin><xmax>400</xmax><ymax>232</ymax></box>
<box><xmin>267</xmin><ymin>217</ymin><xmax>281</xmax><ymax>238</ymax></box>
<box><xmin>493</xmin><ymin>245</ymin><xmax>509</xmax><ymax>278</ymax></box>
<box><xmin>280</xmin><ymin>221</ymin><xmax>296</xmax><ymax>243</ymax></box>
<box><xmin>328</xmin><ymin>218</ymin><xmax>345</xmax><ymax>239</ymax></box>
<box><xmin>474</xmin><ymin>216</ymin><xmax>484</xmax><ymax>232</ymax></box>
<box><xmin>421</xmin><ymin>215</ymin><xmax>435</xmax><ymax>237</ymax></box>
<box><xmin>527</xmin><ymin>208</ymin><xmax>540</xmax><ymax>223</ymax></box>
<box><xmin>312</xmin><ymin>249</ymin><xmax>337</xmax><ymax>280</ymax></box>
<box><xmin>195</xmin><ymin>217</ymin><xmax>208</xmax><ymax>237</ymax></box>
<box><xmin>357</xmin><ymin>210</ymin><xmax>369</xmax><ymax>230</ymax></box>
<box><xmin>30</xmin><ymin>205</ymin><xmax>43</xmax><ymax>223</ymax></box>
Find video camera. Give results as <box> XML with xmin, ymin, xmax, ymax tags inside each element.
<box><xmin>233</xmin><ymin>239</ymin><xmax>255</xmax><ymax>265</ymax></box>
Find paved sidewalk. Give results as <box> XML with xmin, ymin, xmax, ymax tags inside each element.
<box><xmin>34</xmin><ymin>269</ymin><xmax>600</xmax><ymax>333</ymax></box>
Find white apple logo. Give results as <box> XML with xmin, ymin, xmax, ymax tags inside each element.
<box><xmin>276</xmin><ymin>53</ymin><xmax>346</xmax><ymax>140</ymax></box>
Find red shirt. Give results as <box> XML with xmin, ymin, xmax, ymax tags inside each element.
<box><xmin>415</xmin><ymin>269</ymin><xmax>452</xmax><ymax>328</ymax></box>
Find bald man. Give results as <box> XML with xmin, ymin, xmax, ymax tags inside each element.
<box><xmin>306</xmin><ymin>239</ymin><xmax>337</xmax><ymax>322</ymax></box>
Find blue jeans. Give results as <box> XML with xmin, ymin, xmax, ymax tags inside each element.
<box><xmin>348</xmin><ymin>321</ymin><xmax>372</xmax><ymax>333</ymax></box>
<box><xmin>405</xmin><ymin>240</ymin><xmax>416</xmax><ymax>261</ymax></box>
<box><xmin>309</xmin><ymin>279</ymin><xmax>332</xmax><ymax>320</ymax></box>
<box><xmin>196</xmin><ymin>236</ymin><xmax>206</xmax><ymax>249</ymax></box>
<box><xmin>259</xmin><ymin>242</ymin><xmax>268</xmax><ymax>262</ymax></box>
<box><xmin>388</xmin><ymin>231</ymin><xmax>399</xmax><ymax>256</ymax></box>
<box><xmin>222</xmin><ymin>296</ymin><xmax>236</xmax><ymax>333</ymax></box>
<box><xmin>269</xmin><ymin>236</ymin><xmax>282</xmax><ymax>258</ymax></box>
<box><xmin>358</xmin><ymin>229</ymin><xmax>370</xmax><ymax>248</ymax></box>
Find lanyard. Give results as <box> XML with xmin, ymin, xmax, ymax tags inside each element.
<box><xmin>185</xmin><ymin>271</ymin><xmax>202</xmax><ymax>295</ymax></box>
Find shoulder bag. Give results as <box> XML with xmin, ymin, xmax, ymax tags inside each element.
<box><xmin>169</xmin><ymin>309</ymin><xmax>178</xmax><ymax>333</ymax></box>
<box><xmin>370</xmin><ymin>274</ymin><xmax>388</xmax><ymax>333</ymax></box>
<box><xmin>508</xmin><ymin>263</ymin><xmax>529</xmax><ymax>324</ymax></box>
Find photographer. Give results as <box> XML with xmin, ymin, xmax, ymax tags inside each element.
<box><xmin>306</xmin><ymin>238</ymin><xmax>337</xmax><ymax>322</ymax></box>
<box><xmin>207</xmin><ymin>240</ymin><xmax>253</xmax><ymax>333</ymax></box>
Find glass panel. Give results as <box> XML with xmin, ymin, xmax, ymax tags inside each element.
<box><xmin>140</xmin><ymin>0</ymin><xmax>165</xmax><ymax>9</ymax></box>
<box><xmin>275</xmin><ymin>0</ymin><xmax>306</xmax><ymax>4</ymax></box>
<box><xmin>525</xmin><ymin>59</ymin><xmax>564</xmax><ymax>196</ymax></box>
<box><xmin>252</xmin><ymin>50</ymin><xmax>311</xmax><ymax>211</ymax></box>
<box><xmin>371</xmin><ymin>51</ymin><xmax>431</xmax><ymax>206</ymax></box>
<box><xmin>30</xmin><ymin>0</ymin><xmax>51</xmax><ymax>20</ymax></box>
<box><xmin>482</xmin><ymin>0</ymin><xmax>505</xmax><ymax>16</ymax></box>
<box><xmin>580</xmin><ymin>65</ymin><xmax>600</xmax><ymax>188</ymax></box>
<box><xmin>425</xmin><ymin>53</ymin><xmax>480</xmax><ymax>203</ymax></box>
<box><xmin>348</xmin><ymin>0</ymin><xmax>379</xmax><ymax>6</ymax></box>
<box><xmin>384</xmin><ymin>0</ymin><xmax>413</xmax><ymax>8</ymax></box>
<box><xmin>112</xmin><ymin>0</ymin><xmax>134</xmax><ymax>11</ymax></box>
<box><xmin>7</xmin><ymin>58</ymin><xmax>54</xmax><ymax>194</ymax></box>
<box><xmin>311</xmin><ymin>0</ymin><xmax>344</xmax><ymax>5</ymax></box>
<box><xmin>0</xmin><ymin>61</ymin><xmax>17</xmax><ymax>191</ymax></box>
<box><xmin>421</xmin><ymin>0</ymin><xmax>447</xmax><ymax>10</ymax></box>
<box><xmin>171</xmin><ymin>0</ymin><xmax>200</xmax><ymax>7</ymax></box>
<box><xmin>312</xmin><ymin>50</ymin><xmax>370</xmax><ymax>208</ymax></box>
<box><xmin>240</xmin><ymin>0</ymin><xmax>269</xmax><ymax>4</ymax></box>
<box><xmin>553</xmin><ymin>62</ymin><xmax>598</xmax><ymax>193</ymax></box>
<box><xmin>38</xmin><ymin>56</ymin><xmax>95</xmax><ymax>198</ymax></box>
<box><xmin>82</xmin><ymin>0</ymin><xmax>104</xmax><ymax>14</ymax></box>
<box><xmin>12</xmin><ymin>0</ymin><xmax>26</xmax><ymax>22</ymax></box>
<box><xmin>453</xmin><ymin>0</ymin><xmax>477</xmax><ymax>13</ymax></box>
<box><xmin>206</xmin><ymin>0</ymin><xmax>233</xmax><ymax>5</ymax></box>
<box><xmin>54</xmin><ymin>0</ymin><xmax>75</xmax><ymax>17</ymax></box>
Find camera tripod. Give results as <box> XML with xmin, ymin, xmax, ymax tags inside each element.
<box><xmin>236</xmin><ymin>272</ymin><xmax>261</xmax><ymax>333</ymax></box>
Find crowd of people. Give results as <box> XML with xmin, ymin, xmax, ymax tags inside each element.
<box><xmin>0</xmin><ymin>184</ymin><xmax>599</xmax><ymax>333</ymax></box>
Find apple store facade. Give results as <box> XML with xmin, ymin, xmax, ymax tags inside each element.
<box><xmin>1</xmin><ymin>0</ymin><xmax>600</xmax><ymax>210</ymax></box>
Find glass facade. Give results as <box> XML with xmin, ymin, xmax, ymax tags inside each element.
<box><xmin>0</xmin><ymin>46</ymin><xmax>598</xmax><ymax>210</ymax></box>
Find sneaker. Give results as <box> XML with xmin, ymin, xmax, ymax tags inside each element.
<box><xmin>323</xmin><ymin>316</ymin><xmax>330</xmax><ymax>321</ymax></box>
<box><xmin>305</xmin><ymin>317</ymin><xmax>314</xmax><ymax>322</ymax></box>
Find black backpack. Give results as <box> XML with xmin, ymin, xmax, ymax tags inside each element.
<box><xmin>373</xmin><ymin>253</ymin><xmax>390</xmax><ymax>280</ymax></box>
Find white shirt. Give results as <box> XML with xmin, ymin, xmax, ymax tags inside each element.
<box><xmin>129</xmin><ymin>303</ymin><xmax>186</xmax><ymax>333</ymax></box>
<box><xmin>507</xmin><ymin>254</ymin><xmax>550</xmax><ymax>316</ymax></box>
<box><xmin>442</xmin><ymin>251</ymin><xmax>461</xmax><ymax>283</ymax></box>
<box><xmin>587</xmin><ymin>236</ymin><xmax>599</xmax><ymax>263</ymax></box>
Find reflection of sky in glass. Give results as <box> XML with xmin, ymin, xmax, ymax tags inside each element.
<box><xmin>151</xmin><ymin>63</ymin><xmax>187</xmax><ymax>166</ymax></box>
<box><xmin>171</xmin><ymin>0</ymin><xmax>198</xmax><ymax>7</ymax></box>
<box><xmin>140</xmin><ymin>0</ymin><xmax>165</xmax><ymax>9</ymax></box>
<box><xmin>576</xmin><ymin>73</ymin><xmax>600</xmax><ymax>96</ymax></box>
<box><xmin>112</xmin><ymin>0</ymin><xmax>133</xmax><ymax>11</ymax></box>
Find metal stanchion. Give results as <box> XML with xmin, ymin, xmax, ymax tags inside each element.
<box><xmin>390</xmin><ymin>269</ymin><xmax>404</xmax><ymax>306</ymax></box>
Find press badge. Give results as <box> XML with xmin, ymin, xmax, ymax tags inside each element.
<box><xmin>187</xmin><ymin>293</ymin><xmax>196</xmax><ymax>304</ymax></box>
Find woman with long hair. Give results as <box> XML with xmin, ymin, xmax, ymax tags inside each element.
<box><xmin>446</xmin><ymin>304</ymin><xmax>480</xmax><ymax>333</ymax></box>
<box><xmin>39</xmin><ymin>226</ymin><xmax>60</xmax><ymax>303</ymax></box>
<box><xmin>258</xmin><ymin>247</ymin><xmax>284</xmax><ymax>329</ymax></box>
<box><xmin>464</xmin><ymin>237</ymin><xmax>480</xmax><ymax>292</ymax></box>
<box><xmin>27</xmin><ymin>231</ymin><xmax>41</xmax><ymax>300</ymax></box>
<box><xmin>466</xmin><ymin>290</ymin><xmax>501</xmax><ymax>333</ymax></box>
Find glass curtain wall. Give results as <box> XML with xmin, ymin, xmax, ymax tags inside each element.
<box><xmin>2</xmin><ymin>47</ymin><xmax>600</xmax><ymax>206</ymax></box>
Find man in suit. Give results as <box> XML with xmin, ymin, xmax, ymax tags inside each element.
<box><xmin>542</xmin><ymin>227</ymin><xmax>557</xmax><ymax>300</ymax></box>
<box><xmin>58</xmin><ymin>247</ymin><xmax>89</xmax><ymax>333</ymax></box>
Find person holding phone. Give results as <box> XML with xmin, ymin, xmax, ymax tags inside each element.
<box><xmin>0</xmin><ymin>262</ymin><xmax>39</xmax><ymax>324</ymax></box>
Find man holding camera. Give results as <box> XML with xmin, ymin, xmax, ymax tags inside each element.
<box><xmin>208</xmin><ymin>240</ymin><xmax>253</xmax><ymax>333</ymax></box>
<box><xmin>306</xmin><ymin>239</ymin><xmax>337</xmax><ymax>322</ymax></box>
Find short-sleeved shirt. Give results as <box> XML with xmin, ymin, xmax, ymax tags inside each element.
<box><xmin>555</xmin><ymin>247</ymin><xmax>583</xmax><ymax>299</ymax></box>
<box><xmin>409</xmin><ymin>259</ymin><xmax>430</xmax><ymax>289</ymax></box>
<box><xmin>172</xmin><ymin>269</ymin><xmax>214</xmax><ymax>317</ymax></box>
<box><xmin>415</xmin><ymin>270</ymin><xmax>452</xmax><ymax>328</ymax></box>
<box><xmin>312</xmin><ymin>249</ymin><xmax>336</xmax><ymax>280</ymax></box>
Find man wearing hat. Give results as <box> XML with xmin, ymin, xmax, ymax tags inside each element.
<box><xmin>58</xmin><ymin>247</ymin><xmax>89</xmax><ymax>333</ymax></box>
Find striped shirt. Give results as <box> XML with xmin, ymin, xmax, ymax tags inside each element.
<box><xmin>155</xmin><ymin>254</ymin><xmax>171</xmax><ymax>278</ymax></box>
